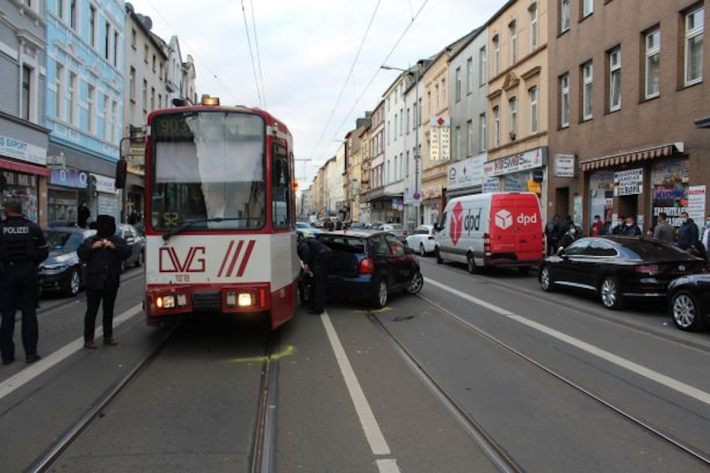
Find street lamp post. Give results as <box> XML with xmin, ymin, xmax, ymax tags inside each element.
<box><xmin>381</xmin><ymin>64</ymin><xmax>421</xmax><ymax>228</ymax></box>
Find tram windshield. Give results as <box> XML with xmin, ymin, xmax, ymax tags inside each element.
<box><xmin>150</xmin><ymin>111</ymin><xmax>266</xmax><ymax>231</ymax></box>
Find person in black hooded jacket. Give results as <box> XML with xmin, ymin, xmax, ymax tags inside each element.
<box><xmin>78</xmin><ymin>215</ymin><xmax>130</xmax><ymax>349</ymax></box>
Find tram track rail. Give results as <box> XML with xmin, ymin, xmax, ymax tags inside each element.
<box><xmin>26</xmin><ymin>321</ymin><xmax>178</xmax><ymax>473</ymax></box>
<box><xmin>250</xmin><ymin>334</ymin><xmax>280</xmax><ymax>473</ymax></box>
<box><xmin>419</xmin><ymin>258</ymin><xmax>710</xmax><ymax>356</ymax></box>
<box><xmin>408</xmin><ymin>292</ymin><xmax>710</xmax><ymax>468</ymax></box>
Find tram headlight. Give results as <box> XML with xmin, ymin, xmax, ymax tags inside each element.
<box><xmin>177</xmin><ymin>293</ymin><xmax>187</xmax><ymax>307</ymax></box>
<box><xmin>158</xmin><ymin>295</ymin><xmax>176</xmax><ymax>309</ymax></box>
<box><xmin>238</xmin><ymin>293</ymin><xmax>253</xmax><ymax>307</ymax></box>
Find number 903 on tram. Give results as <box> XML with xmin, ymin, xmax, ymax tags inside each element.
<box><xmin>119</xmin><ymin>96</ymin><xmax>299</xmax><ymax>330</ymax></box>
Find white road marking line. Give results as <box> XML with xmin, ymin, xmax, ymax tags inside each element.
<box><xmin>376</xmin><ymin>458</ymin><xmax>402</xmax><ymax>473</ymax></box>
<box><xmin>424</xmin><ymin>276</ymin><xmax>710</xmax><ymax>408</ymax></box>
<box><xmin>0</xmin><ymin>304</ymin><xmax>143</xmax><ymax>401</ymax></box>
<box><xmin>320</xmin><ymin>311</ymin><xmax>391</xmax><ymax>456</ymax></box>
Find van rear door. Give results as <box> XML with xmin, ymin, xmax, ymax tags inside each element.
<box><xmin>514</xmin><ymin>195</ymin><xmax>544</xmax><ymax>262</ymax></box>
<box><xmin>489</xmin><ymin>195</ymin><xmax>518</xmax><ymax>256</ymax></box>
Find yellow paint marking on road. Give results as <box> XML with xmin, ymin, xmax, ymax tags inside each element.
<box><xmin>356</xmin><ymin>307</ymin><xmax>392</xmax><ymax>314</ymax></box>
<box><xmin>231</xmin><ymin>345</ymin><xmax>295</xmax><ymax>364</ymax></box>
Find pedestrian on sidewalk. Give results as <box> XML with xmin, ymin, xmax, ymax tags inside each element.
<box><xmin>297</xmin><ymin>234</ymin><xmax>332</xmax><ymax>315</ymax></box>
<box><xmin>78</xmin><ymin>215</ymin><xmax>130</xmax><ymax>349</ymax></box>
<box><xmin>701</xmin><ymin>214</ymin><xmax>710</xmax><ymax>253</ymax></box>
<box><xmin>611</xmin><ymin>216</ymin><xmax>625</xmax><ymax>235</ymax></box>
<box><xmin>677</xmin><ymin>211</ymin><xmax>699</xmax><ymax>251</ymax></box>
<box><xmin>544</xmin><ymin>215</ymin><xmax>559</xmax><ymax>256</ymax></box>
<box><xmin>653</xmin><ymin>212</ymin><xmax>675</xmax><ymax>243</ymax></box>
<box><xmin>590</xmin><ymin>215</ymin><xmax>605</xmax><ymax>236</ymax></box>
<box><xmin>621</xmin><ymin>216</ymin><xmax>642</xmax><ymax>237</ymax></box>
<box><xmin>0</xmin><ymin>200</ymin><xmax>48</xmax><ymax>365</ymax></box>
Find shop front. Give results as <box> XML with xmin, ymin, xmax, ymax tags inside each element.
<box><xmin>581</xmin><ymin>143</ymin><xmax>688</xmax><ymax>234</ymax></box>
<box><xmin>48</xmin><ymin>168</ymin><xmax>89</xmax><ymax>225</ymax></box>
<box><xmin>0</xmin><ymin>116</ymin><xmax>50</xmax><ymax>224</ymax></box>
<box><xmin>422</xmin><ymin>184</ymin><xmax>444</xmax><ymax>226</ymax></box>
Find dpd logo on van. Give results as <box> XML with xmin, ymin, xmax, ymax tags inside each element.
<box><xmin>495</xmin><ymin>209</ymin><xmax>513</xmax><ymax>230</ymax></box>
<box><xmin>451</xmin><ymin>202</ymin><xmax>464</xmax><ymax>246</ymax></box>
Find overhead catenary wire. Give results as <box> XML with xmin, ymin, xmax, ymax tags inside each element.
<box><xmin>249</xmin><ymin>0</ymin><xmax>267</xmax><ymax>109</ymax></box>
<box><xmin>306</xmin><ymin>0</ymin><xmax>383</xmax><ymax>166</ymax></box>
<box><xmin>241</xmin><ymin>0</ymin><xmax>264</xmax><ymax>108</ymax></box>
<box><xmin>140</xmin><ymin>0</ymin><xmax>241</xmax><ymax>104</ymax></box>
<box><xmin>314</xmin><ymin>0</ymin><xmax>431</xmax><ymax>166</ymax></box>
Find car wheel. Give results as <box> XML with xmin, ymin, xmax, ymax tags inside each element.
<box><xmin>467</xmin><ymin>253</ymin><xmax>479</xmax><ymax>274</ymax></box>
<box><xmin>600</xmin><ymin>276</ymin><xmax>624</xmax><ymax>310</ymax></box>
<box><xmin>671</xmin><ymin>290</ymin><xmax>706</xmax><ymax>332</ymax></box>
<box><xmin>67</xmin><ymin>268</ymin><xmax>81</xmax><ymax>297</ymax></box>
<box><xmin>120</xmin><ymin>260</ymin><xmax>127</xmax><ymax>273</ymax></box>
<box><xmin>372</xmin><ymin>279</ymin><xmax>388</xmax><ymax>309</ymax></box>
<box><xmin>540</xmin><ymin>265</ymin><xmax>554</xmax><ymax>292</ymax></box>
<box><xmin>419</xmin><ymin>243</ymin><xmax>426</xmax><ymax>257</ymax></box>
<box><xmin>436</xmin><ymin>247</ymin><xmax>443</xmax><ymax>264</ymax></box>
<box><xmin>406</xmin><ymin>272</ymin><xmax>424</xmax><ymax>294</ymax></box>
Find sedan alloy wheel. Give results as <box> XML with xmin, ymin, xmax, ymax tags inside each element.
<box><xmin>373</xmin><ymin>279</ymin><xmax>388</xmax><ymax>308</ymax></box>
<box><xmin>540</xmin><ymin>266</ymin><xmax>554</xmax><ymax>292</ymax></box>
<box><xmin>671</xmin><ymin>291</ymin><xmax>706</xmax><ymax>332</ymax></box>
<box><xmin>68</xmin><ymin>269</ymin><xmax>81</xmax><ymax>297</ymax></box>
<box><xmin>407</xmin><ymin>272</ymin><xmax>424</xmax><ymax>294</ymax></box>
<box><xmin>601</xmin><ymin>277</ymin><xmax>624</xmax><ymax>310</ymax></box>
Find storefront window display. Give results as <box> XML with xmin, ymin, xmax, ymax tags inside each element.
<box><xmin>589</xmin><ymin>170</ymin><xmax>614</xmax><ymax>226</ymax></box>
<box><xmin>0</xmin><ymin>170</ymin><xmax>39</xmax><ymax>221</ymax></box>
<box><xmin>651</xmin><ymin>159</ymin><xmax>689</xmax><ymax>227</ymax></box>
<box><xmin>502</xmin><ymin>172</ymin><xmax>529</xmax><ymax>192</ymax></box>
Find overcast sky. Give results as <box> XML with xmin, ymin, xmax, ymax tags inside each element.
<box><xmin>130</xmin><ymin>0</ymin><xmax>504</xmax><ymax>186</ymax></box>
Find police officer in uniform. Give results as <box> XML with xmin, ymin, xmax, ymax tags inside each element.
<box><xmin>297</xmin><ymin>234</ymin><xmax>332</xmax><ymax>315</ymax></box>
<box><xmin>0</xmin><ymin>200</ymin><xmax>48</xmax><ymax>364</ymax></box>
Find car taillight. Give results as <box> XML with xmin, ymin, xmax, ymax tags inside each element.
<box><xmin>428</xmin><ymin>236</ymin><xmax>435</xmax><ymax>240</ymax></box>
<box><xmin>483</xmin><ymin>233</ymin><xmax>491</xmax><ymax>253</ymax></box>
<box><xmin>633</xmin><ymin>264</ymin><xmax>660</xmax><ymax>275</ymax></box>
<box><xmin>359</xmin><ymin>258</ymin><xmax>375</xmax><ymax>274</ymax></box>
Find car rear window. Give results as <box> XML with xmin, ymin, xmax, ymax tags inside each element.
<box><xmin>318</xmin><ymin>235</ymin><xmax>366</xmax><ymax>254</ymax></box>
<box><xmin>620</xmin><ymin>239</ymin><xmax>694</xmax><ymax>260</ymax></box>
<box><xmin>413</xmin><ymin>229</ymin><xmax>429</xmax><ymax>235</ymax></box>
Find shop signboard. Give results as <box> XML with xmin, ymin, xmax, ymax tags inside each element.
<box><xmin>484</xmin><ymin>147</ymin><xmax>547</xmax><ymax>177</ymax></box>
<box><xmin>92</xmin><ymin>174</ymin><xmax>117</xmax><ymax>194</ymax></box>
<box><xmin>50</xmin><ymin>169</ymin><xmax>88</xmax><ymax>188</ymax></box>
<box><xmin>613</xmin><ymin>168</ymin><xmax>643</xmax><ymax>196</ymax></box>
<box><xmin>554</xmin><ymin>154</ymin><xmax>575</xmax><ymax>177</ymax></box>
<box><xmin>651</xmin><ymin>159</ymin><xmax>689</xmax><ymax>227</ymax></box>
<box><xmin>447</xmin><ymin>154</ymin><xmax>486</xmax><ymax>191</ymax></box>
<box><xmin>527</xmin><ymin>180</ymin><xmax>542</xmax><ymax>194</ymax></box>
<box><xmin>483</xmin><ymin>177</ymin><xmax>500</xmax><ymax>193</ymax></box>
<box><xmin>688</xmin><ymin>185</ymin><xmax>706</xmax><ymax>223</ymax></box>
<box><xmin>0</xmin><ymin>135</ymin><xmax>47</xmax><ymax>166</ymax></box>
<box><xmin>429</xmin><ymin>116</ymin><xmax>450</xmax><ymax>161</ymax></box>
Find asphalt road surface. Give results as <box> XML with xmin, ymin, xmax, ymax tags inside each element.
<box><xmin>1</xmin><ymin>258</ymin><xmax>709</xmax><ymax>472</ymax></box>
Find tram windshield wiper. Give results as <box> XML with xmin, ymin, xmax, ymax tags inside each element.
<box><xmin>162</xmin><ymin>218</ymin><xmax>254</xmax><ymax>241</ymax></box>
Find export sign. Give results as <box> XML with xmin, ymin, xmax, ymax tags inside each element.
<box><xmin>0</xmin><ymin>135</ymin><xmax>47</xmax><ymax>166</ymax></box>
<box><xmin>613</xmin><ymin>168</ymin><xmax>643</xmax><ymax>196</ymax></box>
<box><xmin>484</xmin><ymin>147</ymin><xmax>546</xmax><ymax>177</ymax></box>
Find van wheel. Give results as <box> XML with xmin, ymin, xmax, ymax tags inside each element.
<box><xmin>467</xmin><ymin>254</ymin><xmax>479</xmax><ymax>274</ymax></box>
<box><xmin>435</xmin><ymin>247</ymin><xmax>443</xmax><ymax>264</ymax></box>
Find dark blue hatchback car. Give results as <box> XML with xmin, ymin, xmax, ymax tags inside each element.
<box><xmin>301</xmin><ymin>231</ymin><xmax>423</xmax><ymax>308</ymax></box>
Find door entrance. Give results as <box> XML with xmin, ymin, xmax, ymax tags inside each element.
<box><xmin>555</xmin><ymin>187</ymin><xmax>570</xmax><ymax>219</ymax></box>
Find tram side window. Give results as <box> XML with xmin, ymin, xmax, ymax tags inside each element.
<box><xmin>272</xmin><ymin>143</ymin><xmax>291</xmax><ymax>227</ymax></box>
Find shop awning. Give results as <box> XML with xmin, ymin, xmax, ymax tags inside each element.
<box><xmin>580</xmin><ymin>143</ymin><xmax>684</xmax><ymax>172</ymax></box>
<box><xmin>0</xmin><ymin>157</ymin><xmax>50</xmax><ymax>177</ymax></box>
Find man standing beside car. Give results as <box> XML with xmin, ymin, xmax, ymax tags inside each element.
<box><xmin>677</xmin><ymin>211</ymin><xmax>700</xmax><ymax>251</ymax></box>
<box><xmin>653</xmin><ymin>212</ymin><xmax>675</xmax><ymax>243</ymax></box>
<box><xmin>78</xmin><ymin>215</ymin><xmax>130</xmax><ymax>349</ymax></box>
<box><xmin>0</xmin><ymin>200</ymin><xmax>48</xmax><ymax>364</ymax></box>
<box><xmin>297</xmin><ymin>235</ymin><xmax>332</xmax><ymax>315</ymax></box>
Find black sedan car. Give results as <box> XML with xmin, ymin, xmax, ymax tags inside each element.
<box><xmin>40</xmin><ymin>227</ymin><xmax>97</xmax><ymax>297</ymax></box>
<box><xmin>539</xmin><ymin>236</ymin><xmax>706</xmax><ymax>310</ymax></box>
<box><xmin>300</xmin><ymin>231</ymin><xmax>423</xmax><ymax>308</ymax></box>
<box><xmin>667</xmin><ymin>274</ymin><xmax>710</xmax><ymax>332</ymax></box>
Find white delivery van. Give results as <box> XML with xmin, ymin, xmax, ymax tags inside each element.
<box><xmin>435</xmin><ymin>192</ymin><xmax>544</xmax><ymax>274</ymax></box>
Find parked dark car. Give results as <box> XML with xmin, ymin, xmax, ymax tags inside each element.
<box><xmin>40</xmin><ymin>227</ymin><xmax>97</xmax><ymax>297</ymax></box>
<box><xmin>539</xmin><ymin>236</ymin><xmax>706</xmax><ymax>310</ymax></box>
<box><xmin>667</xmin><ymin>274</ymin><xmax>710</xmax><ymax>332</ymax></box>
<box><xmin>299</xmin><ymin>231</ymin><xmax>423</xmax><ymax>308</ymax></box>
<box><xmin>116</xmin><ymin>223</ymin><xmax>145</xmax><ymax>271</ymax></box>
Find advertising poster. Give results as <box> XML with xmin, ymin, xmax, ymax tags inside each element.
<box><xmin>651</xmin><ymin>160</ymin><xmax>689</xmax><ymax>227</ymax></box>
<box><xmin>613</xmin><ymin>168</ymin><xmax>643</xmax><ymax>196</ymax></box>
<box><xmin>688</xmin><ymin>185</ymin><xmax>706</xmax><ymax>222</ymax></box>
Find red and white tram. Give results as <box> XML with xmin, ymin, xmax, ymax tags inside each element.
<box><xmin>118</xmin><ymin>97</ymin><xmax>299</xmax><ymax>329</ymax></box>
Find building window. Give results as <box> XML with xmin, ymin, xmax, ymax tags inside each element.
<box><xmin>152</xmin><ymin>54</ymin><xmax>157</xmax><ymax>72</ymax></box>
<box><xmin>129</xmin><ymin>67</ymin><xmax>136</xmax><ymax>101</ymax></box>
<box><xmin>560</xmin><ymin>0</ymin><xmax>571</xmax><ymax>33</ymax></box>
<box><xmin>466</xmin><ymin>119</ymin><xmax>473</xmax><ymax>157</ymax></box>
<box><xmin>142</xmin><ymin>79</ymin><xmax>148</xmax><ymax>112</ymax></box>
<box><xmin>582</xmin><ymin>0</ymin><xmax>593</xmax><ymax>18</ymax></box>
<box><xmin>55</xmin><ymin>63</ymin><xmax>64</xmax><ymax>120</ymax></box>
<box><xmin>454</xmin><ymin>126</ymin><xmax>461</xmax><ymax>160</ymax></box>
<box><xmin>530</xmin><ymin>3</ymin><xmax>539</xmax><ymax>51</ymax></box>
<box><xmin>455</xmin><ymin>67</ymin><xmax>462</xmax><ymax>102</ymax></box>
<box><xmin>400</xmin><ymin>109</ymin><xmax>404</xmax><ymax>136</ymax></box>
<box><xmin>509</xmin><ymin>97</ymin><xmax>517</xmax><ymax>138</ymax></box>
<box><xmin>466</xmin><ymin>57</ymin><xmax>473</xmax><ymax>94</ymax></box>
<box><xmin>413</xmin><ymin>103</ymin><xmax>417</xmax><ymax>130</ymax></box>
<box><xmin>89</xmin><ymin>5</ymin><xmax>97</xmax><ymax>47</ymax></box>
<box><xmin>114</xmin><ymin>31</ymin><xmax>119</xmax><ymax>67</ymax></box>
<box><xmin>644</xmin><ymin>29</ymin><xmax>660</xmax><ymax>99</ymax></box>
<box><xmin>493</xmin><ymin>35</ymin><xmax>500</xmax><ymax>75</ymax></box>
<box><xmin>387</xmin><ymin>121</ymin><xmax>390</xmax><ymax>145</ymax></box>
<box><xmin>582</xmin><ymin>61</ymin><xmax>593</xmax><ymax>120</ymax></box>
<box><xmin>529</xmin><ymin>86</ymin><xmax>538</xmax><ymax>133</ymax></box>
<box><xmin>57</xmin><ymin>0</ymin><xmax>64</xmax><ymax>19</ymax></box>
<box><xmin>394</xmin><ymin>114</ymin><xmax>398</xmax><ymax>140</ymax></box>
<box><xmin>435</xmin><ymin>83</ymin><xmax>440</xmax><ymax>110</ymax></box>
<box><xmin>21</xmin><ymin>66</ymin><xmax>31</xmax><ymax>121</ymax></box>
<box><xmin>406</xmin><ymin>108</ymin><xmax>410</xmax><ymax>134</ymax></box>
<box><xmin>70</xmin><ymin>0</ymin><xmax>77</xmax><ymax>30</ymax></box>
<box><xmin>87</xmin><ymin>84</ymin><xmax>95</xmax><ymax>132</ymax></box>
<box><xmin>560</xmin><ymin>73</ymin><xmax>570</xmax><ymax>128</ymax></box>
<box><xmin>493</xmin><ymin>106</ymin><xmax>500</xmax><ymax>147</ymax></box>
<box><xmin>131</xmin><ymin>28</ymin><xmax>137</xmax><ymax>49</ymax></box>
<box><xmin>509</xmin><ymin>21</ymin><xmax>517</xmax><ymax>65</ymax></box>
<box><xmin>111</xmin><ymin>101</ymin><xmax>118</xmax><ymax>143</ymax></box>
<box><xmin>685</xmin><ymin>6</ymin><xmax>704</xmax><ymax>86</ymax></box>
<box><xmin>103</xmin><ymin>95</ymin><xmax>110</xmax><ymax>140</ymax></box>
<box><xmin>69</xmin><ymin>72</ymin><xmax>77</xmax><ymax>125</ymax></box>
<box><xmin>151</xmin><ymin>87</ymin><xmax>155</xmax><ymax>111</ymax></box>
<box><xmin>144</xmin><ymin>44</ymin><xmax>149</xmax><ymax>63</ymax></box>
<box><xmin>609</xmin><ymin>48</ymin><xmax>621</xmax><ymax>111</ymax></box>
<box><xmin>479</xmin><ymin>47</ymin><xmax>487</xmax><ymax>86</ymax></box>
<box><xmin>104</xmin><ymin>21</ymin><xmax>110</xmax><ymax>60</ymax></box>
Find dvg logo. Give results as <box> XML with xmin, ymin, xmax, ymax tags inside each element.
<box><xmin>495</xmin><ymin>209</ymin><xmax>513</xmax><ymax>230</ymax></box>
